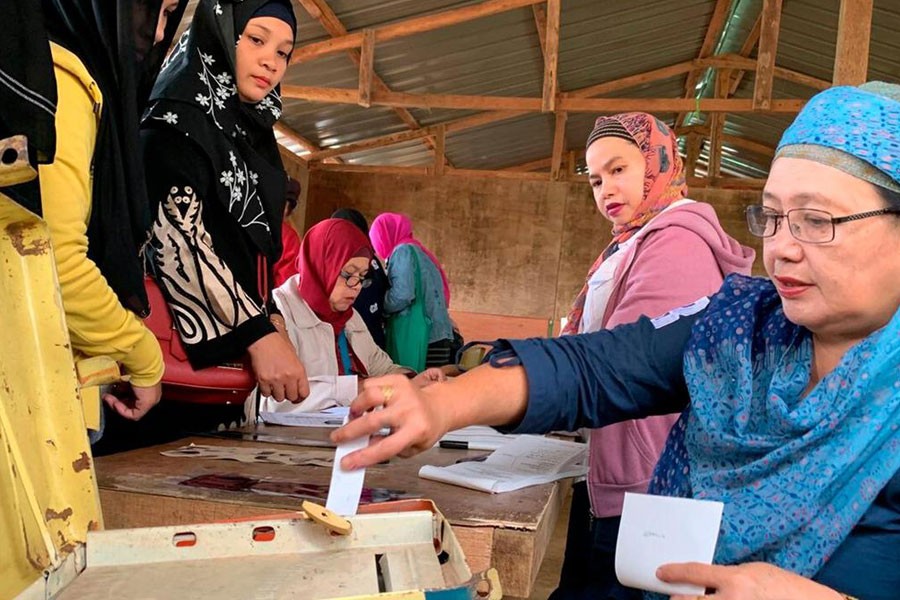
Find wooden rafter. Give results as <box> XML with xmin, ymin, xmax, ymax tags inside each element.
<box><xmin>707</xmin><ymin>72</ymin><xmax>728</xmax><ymax>178</ymax></box>
<box><xmin>432</xmin><ymin>125</ymin><xmax>446</xmax><ymax>176</ymax></box>
<box><xmin>676</xmin><ymin>0</ymin><xmax>734</xmax><ymax>127</ymax></box>
<box><xmin>542</xmin><ymin>0</ymin><xmax>561</xmax><ymax>113</ymax></box>
<box><xmin>289</xmin><ymin>0</ymin><xmax>545</xmax><ymax>65</ymax></box>
<box><xmin>696</xmin><ymin>55</ymin><xmax>828</xmax><ymax>90</ymax></box>
<box><xmin>728</xmin><ymin>12</ymin><xmax>762</xmax><ymax>96</ymax></box>
<box><xmin>550</xmin><ymin>111</ymin><xmax>567</xmax><ymax>181</ymax></box>
<box><xmin>310</xmin><ymin>162</ymin><xmax>768</xmax><ymax>189</ymax></box>
<box><xmin>503</xmin><ymin>157</ymin><xmax>552</xmax><ymax>172</ymax></box>
<box><xmin>754</xmin><ymin>0</ymin><xmax>783</xmax><ymax>110</ymax></box>
<box><xmin>297</xmin><ymin>57</ymin><xmax>802</xmax><ymax>162</ymax></box>
<box><xmin>532</xmin><ymin>4</ymin><xmax>548</xmax><ymax>57</ymax></box>
<box><xmin>283</xmin><ymin>85</ymin><xmax>805</xmax><ymax>113</ymax></box>
<box><xmin>358</xmin><ymin>29</ymin><xmax>375</xmax><ymax>107</ymax></box>
<box><xmin>833</xmin><ymin>0</ymin><xmax>873</xmax><ymax>85</ymax></box>
<box><xmin>294</xmin><ymin>0</ymin><xmax>454</xmax><ymax>168</ymax></box>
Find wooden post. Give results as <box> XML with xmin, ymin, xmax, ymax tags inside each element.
<box><xmin>685</xmin><ymin>132</ymin><xmax>703</xmax><ymax>179</ymax></box>
<box><xmin>550</xmin><ymin>111</ymin><xmax>567</xmax><ymax>181</ymax></box>
<box><xmin>708</xmin><ymin>72</ymin><xmax>728</xmax><ymax>178</ymax></box>
<box><xmin>433</xmin><ymin>125</ymin><xmax>446</xmax><ymax>176</ymax></box>
<box><xmin>753</xmin><ymin>0</ymin><xmax>782</xmax><ymax>110</ymax></box>
<box><xmin>358</xmin><ymin>29</ymin><xmax>375</xmax><ymax>108</ymax></box>
<box><xmin>542</xmin><ymin>0</ymin><xmax>561</xmax><ymax>113</ymax></box>
<box><xmin>833</xmin><ymin>0</ymin><xmax>874</xmax><ymax>85</ymax></box>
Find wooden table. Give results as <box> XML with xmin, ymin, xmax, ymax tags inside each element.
<box><xmin>94</xmin><ymin>428</ymin><xmax>571</xmax><ymax>598</ymax></box>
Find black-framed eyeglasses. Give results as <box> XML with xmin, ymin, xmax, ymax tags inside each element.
<box><xmin>339</xmin><ymin>271</ymin><xmax>372</xmax><ymax>289</ymax></box>
<box><xmin>745</xmin><ymin>205</ymin><xmax>900</xmax><ymax>244</ymax></box>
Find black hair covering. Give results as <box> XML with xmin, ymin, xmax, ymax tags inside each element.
<box><xmin>331</xmin><ymin>208</ymin><xmax>370</xmax><ymax>236</ymax></box>
<box><xmin>0</xmin><ymin>1</ymin><xmax>57</xmax><ymax>168</ymax></box>
<box><xmin>40</xmin><ymin>0</ymin><xmax>187</xmax><ymax>315</ymax></box>
<box><xmin>144</xmin><ymin>0</ymin><xmax>297</xmax><ymax>260</ymax></box>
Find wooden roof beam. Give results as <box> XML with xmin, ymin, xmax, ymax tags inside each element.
<box><xmin>289</xmin><ymin>0</ymin><xmax>546</xmax><ymax>65</ymax></box>
<box><xmin>282</xmin><ymin>85</ymin><xmax>807</xmax><ymax>113</ymax></box>
<box><xmin>754</xmin><ymin>0</ymin><xmax>783</xmax><ymax>110</ymax></box>
<box><xmin>503</xmin><ymin>157</ymin><xmax>553</xmax><ymax>171</ymax></box>
<box><xmin>833</xmin><ymin>0</ymin><xmax>873</xmax><ymax>85</ymax></box>
<box><xmin>550</xmin><ymin>111</ymin><xmax>567</xmax><ymax>181</ymax></box>
<box><xmin>532</xmin><ymin>4</ymin><xmax>548</xmax><ymax>57</ymax></box>
<box><xmin>676</xmin><ymin>0</ymin><xmax>734</xmax><ymax>127</ymax></box>
<box><xmin>729</xmin><ymin>11</ymin><xmax>762</xmax><ymax>96</ymax></box>
<box><xmin>541</xmin><ymin>0</ymin><xmax>560</xmax><ymax>112</ymax></box>
<box><xmin>295</xmin><ymin>0</ymin><xmax>455</xmax><ymax>167</ymax></box>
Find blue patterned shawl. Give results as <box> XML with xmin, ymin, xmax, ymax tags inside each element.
<box><xmin>650</xmin><ymin>274</ymin><xmax>900</xmax><ymax>577</ymax></box>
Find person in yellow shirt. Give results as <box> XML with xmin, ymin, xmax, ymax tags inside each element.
<box><xmin>37</xmin><ymin>0</ymin><xmax>185</xmax><ymax>437</ymax></box>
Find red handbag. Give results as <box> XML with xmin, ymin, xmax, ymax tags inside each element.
<box><xmin>143</xmin><ymin>276</ymin><xmax>256</xmax><ymax>405</ymax></box>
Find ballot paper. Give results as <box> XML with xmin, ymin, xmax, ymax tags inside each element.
<box><xmin>615</xmin><ymin>492</ymin><xmax>724</xmax><ymax>595</ymax></box>
<box><xmin>325</xmin><ymin>416</ymin><xmax>368</xmax><ymax>516</ymax></box>
<box><xmin>261</xmin><ymin>406</ymin><xmax>349</xmax><ymax>428</ymax></box>
<box><xmin>419</xmin><ymin>435</ymin><xmax>587</xmax><ymax>493</ymax></box>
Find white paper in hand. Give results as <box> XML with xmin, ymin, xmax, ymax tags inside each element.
<box><xmin>615</xmin><ymin>492</ymin><xmax>724</xmax><ymax>595</ymax></box>
<box><xmin>325</xmin><ymin>416</ymin><xmax>368</xmax><ymax>516</ymax></box>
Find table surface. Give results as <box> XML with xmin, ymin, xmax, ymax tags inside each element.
<box><xmin>94</xmin><ymin>425</ymin><xmax>560</xmax><ymax>531</ymax></box>
<box><xmin>93</xmin><ymin>424</ymin><xmax>570</xmax><ymax>597</ymax></box>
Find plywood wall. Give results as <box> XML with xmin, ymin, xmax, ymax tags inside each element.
<box><xmin>305</xmin><ymin>169</ymin><xmax>763</xmax><ymax>323</ymax></box>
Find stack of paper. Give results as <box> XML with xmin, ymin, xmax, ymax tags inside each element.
<box><xmin>419</xmin><ymin>435</ymin><xmax>587</xmax><ymax>493</ymax></box>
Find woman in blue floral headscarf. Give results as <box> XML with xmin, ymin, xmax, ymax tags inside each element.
<box><xmin>333</xmin><ymin>82</ymin><xmax>900</xmax><ymax>600</ymax></box>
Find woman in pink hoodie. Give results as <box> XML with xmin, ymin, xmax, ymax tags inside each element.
<box><xmin>551</xmin><ymin>113</ymin><xmax>755</xmax><ymax>600</ymax></box>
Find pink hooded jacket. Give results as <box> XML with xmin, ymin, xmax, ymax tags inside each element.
<box><xmin>587</xmin><ymin>201</ymin><xmax>755</xmax><ymax>517</ymax></box>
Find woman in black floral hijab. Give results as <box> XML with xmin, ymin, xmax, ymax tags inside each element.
<box><xmin>141</xmin><ymin>0</ymin><xmax>309</xmax><ymax>410</ymax></box>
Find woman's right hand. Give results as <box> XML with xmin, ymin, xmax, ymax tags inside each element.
<box><xmin>248</xmin><ymin>332</ymin><xmax>309</xmax><ymax>402</ymax></box>
<box><xmin>331</xmin><ymin>374</ymin><xmax>451</xmax><ymax>469</ymax></box>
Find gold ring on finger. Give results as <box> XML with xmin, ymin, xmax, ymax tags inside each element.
<box><xmin>381</xmin><ymin>385</ymin><xmax>394</xmax><ymax>403</ymax></box>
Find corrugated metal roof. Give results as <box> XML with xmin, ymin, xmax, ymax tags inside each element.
<box><xmin>178</xmin><ymin>0</ymin><xmax>900</xmax><ymax>178</ymax></box>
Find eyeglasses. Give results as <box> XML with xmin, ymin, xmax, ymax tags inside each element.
<box><xmin>745</xmin><ymin>205</ymin><xmax>900</xmax><ymax>244</ymax></box>
<box><xmin>339</xmin><ymin>271</ymin><xmax>372</xmax><ymax>289</ymax></box>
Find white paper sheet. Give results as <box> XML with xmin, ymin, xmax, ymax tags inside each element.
<box><xmin>325</xmin><ymin>416</ymin><xmax>369</xmax><ymax>516</ymax></box>
<box><xmin>419</xmin><ymin>435</ymin><xmax>587</xmax><ymax>493</ymax></box>
<box><xmin>615</xmin><ymin>492</ymin><xmax>724</xmax><ymax>595</ymax></box>
<box><xmin>261</xmin><ymin>406</ymin><xmax>350</xmax><ymax>428</ymax></box>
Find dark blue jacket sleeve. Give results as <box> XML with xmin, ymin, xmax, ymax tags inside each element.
<box><xmin>492</xmin><ymin>308</ymin><xmax>701</xmax><ymax>434</ymax></box>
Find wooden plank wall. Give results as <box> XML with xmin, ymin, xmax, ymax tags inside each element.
<box><xmin>305</xmin><ymin>169</ymin><xmax>764</xmax><ymax>328</ymax></box>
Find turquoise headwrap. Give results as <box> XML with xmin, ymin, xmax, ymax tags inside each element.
<box><xmin>776</xmin><ymin>82</ymin><xmax>900</xmax><ymax>193</ymax></box>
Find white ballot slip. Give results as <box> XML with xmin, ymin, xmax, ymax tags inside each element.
<box><xmin>325</xmin><ymin>416</ymin><xmax>368</xmax><ymax>516</ymax></box>
<box><xmin>615</xmin><ymin>492</ymin><xmax>724</xmax><ymax>595</ymax></box>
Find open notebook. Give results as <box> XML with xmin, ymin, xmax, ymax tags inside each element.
<box><xmin>420</xmin><ymin>435</ymin><xmax>587</xmax><ymax>493</ymax></box>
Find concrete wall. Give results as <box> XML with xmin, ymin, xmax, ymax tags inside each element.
<box><xmin>304</xmin><ymin>169</ymin><xmax>764</xmax><ymax>325</ymax></box>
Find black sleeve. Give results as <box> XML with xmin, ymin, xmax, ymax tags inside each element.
<box><xmin>142</xmin><ymin>128</ymin><xmax>275</xmax><ymax>368</ymax></box>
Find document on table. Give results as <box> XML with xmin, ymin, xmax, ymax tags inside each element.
<box><xmin>419</xmin><ymin>435</ymin><xmax>587</xmax><ymax>493</ymax></box>
<box><xmin>615</xmin><ymin>492</ymin><xmax>724</xmax><ymax>595</ymax></box>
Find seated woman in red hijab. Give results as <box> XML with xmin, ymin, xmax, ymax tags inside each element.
<box><xmin>255</xmin><ymin>218</ymin><xmax>444</xmax><ymax>418</ymax></box>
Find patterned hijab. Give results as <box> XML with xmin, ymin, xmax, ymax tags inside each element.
<box><xmin>649</xmin><ymin>83</ymin><xmax>900</xmax><ymax>581</ymax></box>
<box><xmin>297</xmin><ymin>219</ymin><xmax>372</xmax><ymax>336</ymax></box>
<box><xmin>562</xmin><ymin>112</ymin><xmax>687</xmax><ymax>335</ymax></box>
<box><xmin>143</xmin><ymin>0</ymin><xmax>295</xmax><ymax>260</ymax></box>
<box><xmin>370</xmin><ymin>212</ymin><xmax>451</xmax><ymax>307</ymax></box>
